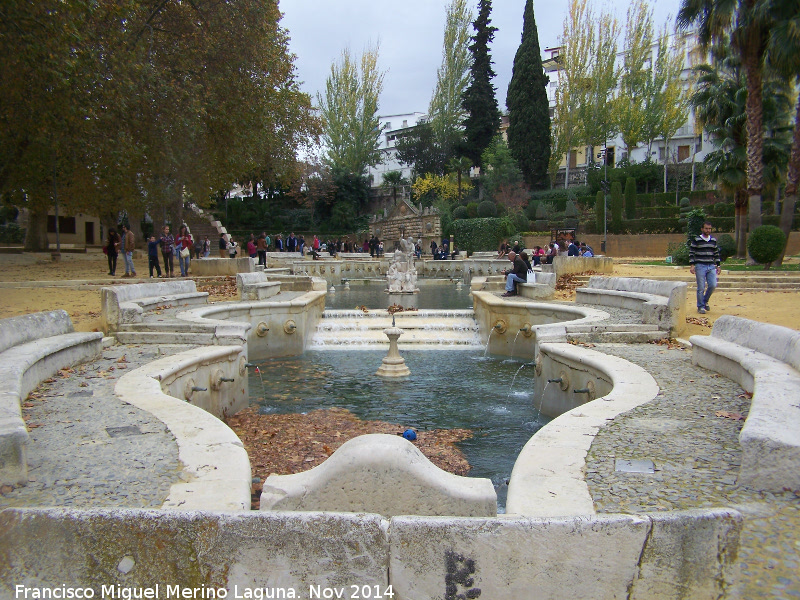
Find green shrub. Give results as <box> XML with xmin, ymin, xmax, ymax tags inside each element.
<box><xmin>452</xmin><ymin>206</ymin><xmax>469</xmax><ymax>220</ymax></box>
<box><xmin>595</xmin><ymin>191</ymin><xmax>605</xmax><ymax>233</ymax></box>
<box><xmin>747</xmin><ymin>225</ymin><xmax>786</xmax><ymax>267</ymax></box>
<box><xmin>534</xmin><ymin>219</ymin><xmax>548</xmax><ymax>231</ymax></box>
<box><xmin>0</xmin><ymin>223</ymin><xmax>25</xmax><ymax>243</ymax></box>
<box><xmin>451</xmin><ymin>218</ymin><xmax>514</xmax><ymax>253</ymax></box>
<box><xmin>667</xmin><ymin>241</ymin><xmax>690</xmax><ymax>265</ymax></box>
<box><xmin>638</xmin><ymin>205</ymin><xmax>680</xmax><ymax>219</ymax></box>
<box><xmin>610</xmin><ymin>181</ymin><xmax>623</xmax><ymax>231</ymax></box>
<box><xmin>477</xmin><ymin>200</ymin><xmax>497</xmax><ymax>217</ymax></box>
<box><xmin>466</xmin><ymin>202</ymin><xmax>479</xmax><ymax>218</ymax></box>
<box><xmin>686</xmin><ymin>208</ymin><xmax>707</xmax><ymax>241</ymax></box>
<box><xmin>536</xmin><ymin>201</ymin><xmax>555</xmax><ymax>219</ymax></box>
<box><xmin>564</xmin><ymin>200</ymin><xmax>578</xmax><ymax>218</ymax></box>
<box><xmin>717</xmin><ymin>233</ymin><xmax>736</xmax><ymax>262</ymax></box>
<box><xmin>624</xmin><ymin>177</ymin><xmax>637</xmax><ymax>219</ymax></box>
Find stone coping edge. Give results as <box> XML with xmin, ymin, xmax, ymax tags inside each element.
<box><xmin>115</xmin><ymin>347</ymin><xmax>251</xmax><ymax>511</ymax></box>
<box><xmin>0</xmin><ymin>506</ymin><xmax>741</xmax><ymax>599</ymax></box>
<box><xmin>690</xmin><ymin>315</ymin><xmax>800</xmax><ymax>492</ymax></box>
<box><xmin>505</xmin><ymin>342</ymin><xmax>659</xmax><ymax>517</ymax></box>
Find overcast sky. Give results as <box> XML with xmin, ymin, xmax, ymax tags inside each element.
<box><xmin>280</xmin><ymin>0</ymin><xmax>683</xmax><ymax>118</ymax></box>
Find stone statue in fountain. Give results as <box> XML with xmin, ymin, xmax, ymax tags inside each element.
<box><xmin>386</xmin><ymin>237</ymin><xmax>419</xmax><ymax>293</ymax></box>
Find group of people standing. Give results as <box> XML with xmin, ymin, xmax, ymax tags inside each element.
<box><xmin>104</xmin><ymin>224</ymin><xmax>211</xmax><ymax>278</ymax></box>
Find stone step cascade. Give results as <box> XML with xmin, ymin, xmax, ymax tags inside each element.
<box><xmin>310</xmin><ymin>309</ymin><xmax>482</xmax><ymax>349</ymax></box>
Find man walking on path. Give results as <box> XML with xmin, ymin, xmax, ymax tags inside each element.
<box><xmin>689</xmin><ymin>221</ymin><xmax>721</xmax><ymax>314</ymax></box>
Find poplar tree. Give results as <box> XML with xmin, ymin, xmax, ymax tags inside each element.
<box><xmin>428</xmin><ymin>0</ymin><xmax>473</xmax><ymax>163</ymax></box>
<box><xmin>616</xmin><ymin>0</ymin><xmax>655</xmax><ymax>157</ymax></box>
<box><xmin>506</xmin><ymin>0</ymin><xmax>551</xmax><ymax>190</ymax></box>
<box><xmin>318</xmin><ymin>45</ymin><xmax>385</xmax><ymax>176</ymax></box>
<box><xmin>461</xmin><ymin>0</ymin><xmax>501</xmax><ymax>168</ymax></box>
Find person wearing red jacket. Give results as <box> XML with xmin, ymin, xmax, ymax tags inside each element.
<box><xmin>175</xmin><ymin>225</ymin><xmax>193</xmax><ymax>277</ymax></box>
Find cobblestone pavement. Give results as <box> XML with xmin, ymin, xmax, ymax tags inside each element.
<box><xmin>586</xmin><ymin>343</ymin><xmax>800</xmax><ymax>599</ymax></box>
<box><xmin>0</xmin><ymin>344</ymin><xmax>183</xmax><ymax>509</ymax></box>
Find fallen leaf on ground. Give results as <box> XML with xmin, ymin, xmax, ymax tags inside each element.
<box><xmin>715</xmin><ymin>410</ymin><xmax>745</xmax><ymax>421</ymax></box>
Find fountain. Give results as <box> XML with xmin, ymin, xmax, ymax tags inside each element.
<box><xmin>375</xmin><ymin>316</ymin><xmax>411</xmax><ymax>378</ymax></box>
<box><xmin>386</xmin><ymin>237</ymin><xmax>419</xmax><ymax>294</ymax></box>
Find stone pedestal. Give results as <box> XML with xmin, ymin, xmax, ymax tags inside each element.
<box><xmin>376</xmin><ymin>326</ymin><xmax>410</xmax><ymax>378</ymax></box>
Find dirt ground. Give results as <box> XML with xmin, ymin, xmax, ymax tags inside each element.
<box><xmin>0</xmin><ymin>249</ymin><xmax>798</xmax><ymax>338</ymax></box>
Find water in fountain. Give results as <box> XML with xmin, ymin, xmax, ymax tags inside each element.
<box><xmin>249</xmin><ymin>281</ymin><xmax>547</xmax><ymax>511</ymax></box>
<box><xmin>250</xmin><ymin>350</ymin><xmax>548</xmax><ymax>511</ymax></box>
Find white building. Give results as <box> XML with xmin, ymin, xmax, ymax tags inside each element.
<box><xmin>545</xmin><ymin>28</ymin><xmax>711</xmax><ymax>188</ymax></box>
<box><xmin>367</xmin><ymin>112</ymin><xmax>427</xmax><ymax>188</ymax></box>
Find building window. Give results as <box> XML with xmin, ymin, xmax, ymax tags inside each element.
<box><xmin>385</xmin><ymin>122</ymin><xmax>392</xmax><ymax>130</ymax></box>
<box><xmin>678</xmin><ymin>145</ymin><xmax>691</xmax><ymax>162</ymax></box>
<box><xmin>47</xmin><ymin>216</ymin><xmax>76</xmax><ymax>234</ymax></box>
<box><xmin>696</xmin><ymin>135</ymin><xmax>703</xmax><ymax>152</ymax></box>
<box><xmin>402</xmin><ymin>120</ymin><xmax>408</xmax><ymax>128</ymax></box>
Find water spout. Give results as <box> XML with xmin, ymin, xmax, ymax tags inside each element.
<box><xmin>547</xmin><ymin>378</ymin><xmax>563</xmax><ymax>384</ymax></box>
<box><xmin>219</xmin><ymin>377</ymin><xmax>235</xmax><ymax>383</ymax></box>
<box><xmin>191</xmin><ymin>386</ymin><xmax>207</xmax><ymax>392</ymax></box>
<box><xmin>573</xmin><ymin>388</ymin><xmax>591</xmax><ymax>394</ymax></box>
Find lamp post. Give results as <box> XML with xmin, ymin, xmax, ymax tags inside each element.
<box><xmin>598</xmin><ymin>142</ymin><xmax>608</xmax><ymax>254</ymax></box>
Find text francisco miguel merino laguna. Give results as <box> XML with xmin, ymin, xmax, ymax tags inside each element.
<box><xmin>15</xmin><ymin>584</ymin><xmax>397</xmax><ymax>599</ymax></box>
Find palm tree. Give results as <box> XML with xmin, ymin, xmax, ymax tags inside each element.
<box><xmin>765</xmin><ymin>0</ymin><xmax>800</xmax><ymax>265</ymax></box>
<box><xmin>691</xmin><ymin>39</ymin><xmax>793</xmax><ymax>257</ymax></box>
<box><xmin>381</xmin><ymin>171</ymin><xmax>408</xmax><ymax>206</ymax></box>
<box><xmin>678</xmin><ymin>0</ymin><xmax>773</xmax><ymax>234</ymax></box>
<box><xmin>448</xmin><ymin>156</ymin><xmax>473</xmax><ymax>201</ymax></box>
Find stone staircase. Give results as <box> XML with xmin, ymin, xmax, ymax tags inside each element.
<box><xmin>309</xmin><ymin>309</ymin><xmax>483</xmax><ymax>350</ymax></box>
<box><xmin>571</xmin><ymin>272</ymin><xmax>800</xmax><ymax>293</ymax></box>
<box><xmin>181</xmin><ymin>205</ymin><xmax>224</xmax><ymax>246</ymax></box>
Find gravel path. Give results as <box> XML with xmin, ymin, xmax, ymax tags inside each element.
<box><xmin>0</xmin><ymin>345</ymin><xmax>183</xmax><ymax>509</ymax></box>
<box><xmin>586</xmin><ymin>343</ymin><xmax>800</xmax><ymax>599</ymax></box>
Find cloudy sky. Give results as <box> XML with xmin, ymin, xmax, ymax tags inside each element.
<box><xmin>280</xmin><ymin>0</ymin><xmax>684</xmax><ymax>117</ymax></box>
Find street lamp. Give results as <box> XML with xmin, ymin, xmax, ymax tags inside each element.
<box><xmin>597</xmin><ymin>142</ymin><xmax>608</xmax><ymax>254</ymax></box>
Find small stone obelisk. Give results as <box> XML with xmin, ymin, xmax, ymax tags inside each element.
<box><xmin>376</xmin><ymin>316</ymin><xmax>410</xmax><ymax>378</ymax></box>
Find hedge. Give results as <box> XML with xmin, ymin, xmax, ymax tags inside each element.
<box><xmin>638</xmin><ymin>206</ymin><xmax>680</xmax><ymax>219</ymax></box>
<box><xmin>451</xmin><ymin>217</ymin><xmax>514</xmax><ymax>253</ymax></box>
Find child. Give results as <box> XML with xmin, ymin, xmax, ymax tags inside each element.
<box><xmin>147</xmin><ymin>236</ymin><xmax>162</xmax><ymax>278</ymax></box>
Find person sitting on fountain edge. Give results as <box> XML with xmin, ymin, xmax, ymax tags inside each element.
<box><xmin>501</xmin><ymin>251</ymin><xmax>527</xmax><ymax>297</ymax></box>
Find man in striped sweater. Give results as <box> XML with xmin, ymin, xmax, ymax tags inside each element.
<box><xmin>689</xmin><ymin>221</ymin><xmax>721</xmax><ymax>314</ymax></box>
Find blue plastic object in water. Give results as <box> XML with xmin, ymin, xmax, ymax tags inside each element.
<box><xmin>402</xmin><ymin>429</ymin><xmax>417</xmax><ymax>441</ymax></box>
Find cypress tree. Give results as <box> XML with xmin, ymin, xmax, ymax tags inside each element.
<box><xmin>461</xmin><ymin>0</ymin><xmax>501</xmax><ymax>168</ymax></box>
<box><xmin>595</xmin><ymin>191</ymin><xmax>605</xmax><ymax>233</ymax></box>
<box><xmin>611</xmin><ymin>181</ymin><xmax>623</xmax><ymax>231</ymax></box>
<box><xmin>506</xmin><ymin>0</ymin><xmax>551</xmax><ymax>190</ymax></box>
<box><xmin>624</xmin><ymin>177</ymin><xmax>637</xmax><ymax>219</ymax></box>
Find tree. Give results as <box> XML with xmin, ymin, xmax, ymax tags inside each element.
<box><xmin>624</xmin><ymin>177</ymin><xmax>637</xmax><ymax>219</ymax></box>
<box><xmin>616</xmin><ymin>0</ymin><xmax>655</xmax><ymax>156</ymax></box>
<box><xmin>447</xmin><ymin>157</ymin><xmax>473</xmax><ymax>202</ymax></box>
<box><xmin>317</xmin><ymin>45</ymin><xmax>385</xmax><ymax>176</ymax></box>
<box><xmin>506</xmin><ymin>0</ymin><xmax>551</xmax><ymax>189</ymax></box>
<box><xmin>678</xmin><ymin>0</ymin><xmax>776</xmax><ymax>234</ymax></box>
<box><xmin>394</xmin><ymin>121</ymin><xmax>449</xmax><ymax>177</ymax></box>
<box><xmin>692</xmin><ymin>39</ymin><xmax>792</xmax><ymax>256</ymax></box>
<box><xmin>653</xmin><ymin>26</ymin><xmax>690</xmax><ymax>194</ymax></box>
<box><xmin>461</xmin><ymin>0</ymin><xmax>501</xmax><ymax>168</ymax></box>
<box><xmin>480</xmin><ymin>136</ymin><xmax>524</xmax><ymax>199</ymax></box>
<box><xmin>1</xmin><ymin>0</ymin><xmax>318</xmax><ymax>250</ymax></box>
<box><xmin>550</xmin><ymin>0</ymin><xmax>594</xmax><ymax>189</ymax></box>
<box><xmin>381</xmin><ymin>171</ymin><xmax>408</xmax><ymax>206</ymax></box>
<box><xmin>428</xmin><ymin>0</ymin><xmax>473</xmax><ymax>162</ymax></box>
<box><xmin>578</xmin><ymin>6</ymin><xmax>620</xmax><ymax>164</ymax></box>
<box><xmin>766</xmin><ymin>0</ymin><xmax>800</xmax><ymax>265</ymax></box>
